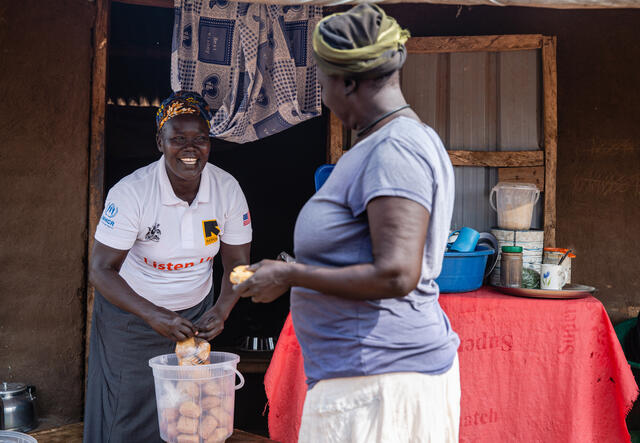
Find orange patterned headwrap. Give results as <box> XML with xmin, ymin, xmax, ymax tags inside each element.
<box><xmin>156</xmin><ymin>91</ymin><xmax>213</xmax><ymax>132</ymax></box>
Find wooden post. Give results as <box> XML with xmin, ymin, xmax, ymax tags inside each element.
<box><xmin>86</xmin><ymin>0</ymin><xmax>110</xmax><ymax>379</ymax></box>
<box><xmin>327</xmin><ymin>111</ymin><xmax>344</xmax><ymax>164</ymax></box>
<box><xmin>542</xmin><ymin>36</ymin><xmax>558</xmax><ymax>247</ymax></box>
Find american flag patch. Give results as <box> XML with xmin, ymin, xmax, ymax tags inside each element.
<box><xmin>243</xmin><ymin>212</ymin><xmax>251</xmax><ymax>226</ymax></box>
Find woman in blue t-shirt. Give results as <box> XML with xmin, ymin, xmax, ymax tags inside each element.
<box><xmin>234</xmin><ymin>4</ymin><xmax>460</xmax><ymax>442</ymax></box>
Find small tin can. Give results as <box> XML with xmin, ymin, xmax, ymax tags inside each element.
<box><xmin>500</xmin><ymin>246</ymin><xmax>523</xmax><ymax>288</ymax></box>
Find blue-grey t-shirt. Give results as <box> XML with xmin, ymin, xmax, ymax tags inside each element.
<box><xmin>291</xmin><ymin>117</ymin><xmax>460</xmax><ymax>389</ymax></box>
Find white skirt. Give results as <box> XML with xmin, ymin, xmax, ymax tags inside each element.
<box><xmin>298</xmin><ymin>355</ymin><xmax>460</xmax><ymax>443</ymax></box>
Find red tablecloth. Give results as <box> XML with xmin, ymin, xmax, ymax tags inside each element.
<box><xmin>264</xmin><ymin>287</ymin><xmax>638</xmax><ymax>443</ymax></box>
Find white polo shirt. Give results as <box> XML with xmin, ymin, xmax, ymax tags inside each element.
<box><xmin>95</xmin><ymin>157</ymin><xmax>252</xmax><ymax>311</ymax></box>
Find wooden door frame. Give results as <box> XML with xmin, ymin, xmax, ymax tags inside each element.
<box><xmin>326</xmin><ymin>34</ymin><xmax>558</xmax><ymax>247</ymax></box>
<box><xmin>86</xmin><ymin>0</ymin><xmax>110</xmax><ymax>378</ymax></box>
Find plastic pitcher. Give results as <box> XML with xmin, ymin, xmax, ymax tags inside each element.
<box><xmin>149</xmin><ymin>352</ymin><xmax>245</xmax><ymax>443</ymax></box>
<box><xmin>489</xmin><ymin>182</ymin><xmax>540</xmax><ymax>230</ymax></box>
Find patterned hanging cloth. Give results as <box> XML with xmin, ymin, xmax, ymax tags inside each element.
<box><xmin>171</xmin><ymin>0</ymin><xmax>323</xmax><ymax>143</ymax></box>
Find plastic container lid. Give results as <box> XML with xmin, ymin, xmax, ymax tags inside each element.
<box><xmin>501</xmin><ymin>246</ymin><xmax>523</xmax><ymax>253</ymax></box>
<box><xmin>1</xmin><ymin>382</ymin><xmax>26</xmax><ymax>395</ymax></box>
<box><xmin>0</xmin><ymin>430</ymin><xmax>38</xmax><ymax>443</ymax></box>
<box><xmin>544</xmin><ymin>247</ymin><xmax>576</xmax><ymax>258</ymax></box>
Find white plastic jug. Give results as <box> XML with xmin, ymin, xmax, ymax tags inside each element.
<box><xmin>149</xmin><ymin>352</ymin><xmax>244</xmax><ymax>443</ymax></box>
<box><xmin>489</xmin><ymin>182</ymin><xmax>540</xmax><ymax>231</ymax></box>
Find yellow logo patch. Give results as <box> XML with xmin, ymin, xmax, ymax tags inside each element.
<box><xmin>202</xmin><ymin>220</ymin><xmax>220</xmax><ymax>246</ymax></box>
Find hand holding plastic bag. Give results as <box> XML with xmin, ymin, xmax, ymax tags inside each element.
<box><xmin>175</xmin><ymin>337</ymin><xmax>211</xmax><ymax>365</ymax></box>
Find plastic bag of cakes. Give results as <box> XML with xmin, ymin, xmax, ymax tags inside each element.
<box><xmin>175</xmin><ymin>336</ymin><xmax>211</xmax><ymax>366</ymax></box>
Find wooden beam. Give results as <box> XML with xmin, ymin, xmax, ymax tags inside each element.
<box><xmin>498</xmin><ymin>167</ymin><xmax>545</xmax><ymax>190</ymax></box>
<box><xmin>448</xmin><ymin>150</ymin><xmax>544</xmax><ymax>167</ymax></box>
<box><xmin>542</xmin><ymin>36</ymin><xmax>558</xmax><ymax>247</ymax></box>
<box><xmin>405</xmin><ymin>35</ymin><xmax>544</xmax><ymax>54</ymax></box>
<box><xmin>86</xmin><ymin>0</ymin><xmax>110</xmax><ymax>382</ymax></box>
<box><xmin>327</xmin><ymin>111</ymin><xmax>344</xmax><ymax>164</ymax></box>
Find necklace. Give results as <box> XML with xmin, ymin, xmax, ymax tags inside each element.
<box><xmin>356</xmin><ymin>104</ymin><xmax>411</xmax><ymax>138</ymax></box>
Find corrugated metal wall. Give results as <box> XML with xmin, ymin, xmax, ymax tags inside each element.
<box><xmin>401</xmin><ymin>49</ymin><xmax>543</xmax><ymax>233</ymax></box>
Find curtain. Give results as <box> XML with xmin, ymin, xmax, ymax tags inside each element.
<box><xmin>171</xmin><ymin>0</ymin><xmax>323</xmax><ymax>143</ymax></box>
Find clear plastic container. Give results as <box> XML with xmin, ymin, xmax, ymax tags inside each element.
<box><xmin>149</xmin><ymin>352</ymin><xmax>244</xmax><ymax>443</ymax></box>
<box><xmin>0</xmin><ymin>430</ymin><xmax>37</xmax><ymax>442</ymax></box>
<box><xmin>490</xmin><ymin>182</ymin><xmax>540</xmax><ymax>231</ymax></box>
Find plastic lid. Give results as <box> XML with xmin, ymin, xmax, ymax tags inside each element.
<box><xmin>1</xmin><ymin>382</ymin><xmax>26</xmax><ymax>395</ymax></box>
<box><xmin>0</xmin><ymin>430</ymin><xmax>38</xmax><ymax>443</ymax></box>
<box><xmin>544</xmin><ymin>247</ymin><xmax>576</xmax><ymax>258</ymax></box>
<box><xmin>494</xmin><ymin>181</ymin><xmax>539</xmax><ymax>191</ymax></box>
<box><xmin>502</xmin><ymin>246</ymin><xmax>523</xmax><ymax>253</ymax></box>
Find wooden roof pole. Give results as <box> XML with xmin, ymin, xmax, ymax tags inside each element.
<box><xmin>86</xmin><ymin>0</ymin><xmax>110</xmax><ymax>386</ymax></box>
<box><xmin>113</xmin><ymin>0</ymin><xmax>640</xmax><ymax>8</ymax></box>
<box><xmin>542</xmin><ymin>36</ymin><xmax>558</xmax><ymax>248</ymax></box>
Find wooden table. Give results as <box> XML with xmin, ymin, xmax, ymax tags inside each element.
<box><xmin>30</xmin><ymin>423</ymin><xmax>276</xmax><ymax>442</ymax></box>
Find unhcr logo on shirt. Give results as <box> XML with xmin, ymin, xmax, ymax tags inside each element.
<box><xmin>105</xmin><ymin>203</ymin><xmax>118</xmax><ymax>218</ymax></box>
<box><xmin>100</xmin><ymin>202</ymin><xmax>118</xmax><ymax>229</ymax></box>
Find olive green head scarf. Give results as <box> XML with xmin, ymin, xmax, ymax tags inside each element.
<box><xmin>312</xmin><ymin>3</ymin><xmax>410</xmax><ymax>79</ymax></box>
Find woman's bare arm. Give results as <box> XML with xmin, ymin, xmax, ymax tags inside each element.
<box><xmin>89</xmin><ymin>240</ymin><xmax>196</xmax><ymax>341</ymax></box>
<box><xmin>194</xmin><ymin>241</ymin><xmax>251</xmax><ymax>340</ymax></box>
<box><xmin>234</xmin><ymin>196</ymin><xmax>428</xmax><ymax>302</ymax></box>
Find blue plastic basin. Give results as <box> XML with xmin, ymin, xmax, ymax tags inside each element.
<box><xmin>436</xmin><ymin>244</ymin><xmax>495</xmax><ymax>293</ymax></box>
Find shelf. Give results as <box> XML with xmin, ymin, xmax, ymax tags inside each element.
<box><xmin>216</xmin><ymin>347</ymin><xmax>273</xmax><ymax>374</ymax></box>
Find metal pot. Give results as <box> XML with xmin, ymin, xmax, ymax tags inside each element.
<box><xmin>0</xmin><ymin>382</ymin><xmax>37</xmax><ymax>432</ymax></box>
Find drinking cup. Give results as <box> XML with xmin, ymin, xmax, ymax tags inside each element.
<box><xmin>448</xmin><ymin>227</ymin><xmax>480</xmax><ymax>253</ymax></box>
<box><xmin>540</xmin><ymin>263</ymin><xmax>569</xmax><ymax>290</ymax></box>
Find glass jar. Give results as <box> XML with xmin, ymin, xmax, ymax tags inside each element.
<box><xmin>500</xmin><ymin>246</ymin><xmax>523</xmax><ymax>288</ymax></box>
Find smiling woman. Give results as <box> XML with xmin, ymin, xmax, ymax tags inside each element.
<box><xmin>157</xmin><ymin>114</ymin><xmax>211</xmax><ymax>203</ymax></box>
<box><xmin>84</xmin><ymin>91</ymin><xmax>253</xmax><ymax>442</ymax></box>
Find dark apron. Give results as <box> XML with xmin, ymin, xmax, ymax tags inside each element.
<box><xmin>83</xmin><ymin>291</ymin><xmax>212</xmax><ymax>443</ymax></box>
